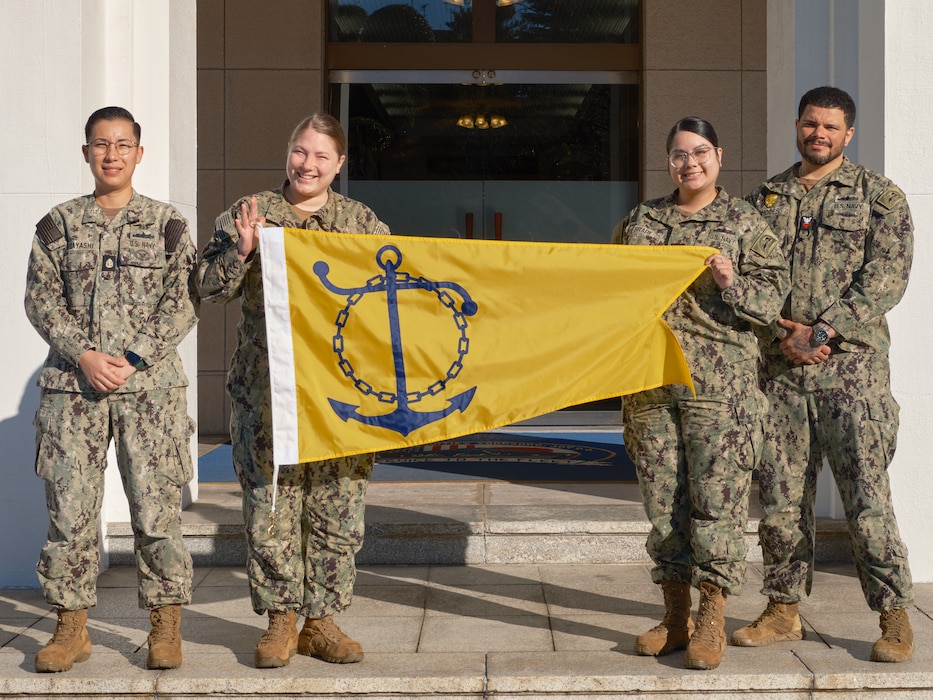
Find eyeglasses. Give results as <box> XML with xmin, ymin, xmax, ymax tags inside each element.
<box><xmin>86</xmin><ymin>139</ymin><xmax>139</xmax><ymax>156</ymax></box>
<box><xmin>668</xmin><ymin>146</ymin><xmax>716</xmax><ymax>169</ymax></box>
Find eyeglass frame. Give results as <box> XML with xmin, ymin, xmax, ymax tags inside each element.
<box><xmin>85</xmin><ymin>139</ymin><xmax>140</xmax><ymax>156</ymax></box>
<box><xmin>667</xmin><ymin>146</ymin><xmax>719</xmax><ymax>169</ymax></box>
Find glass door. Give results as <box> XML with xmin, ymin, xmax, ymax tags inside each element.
<box><xmin>330</xmin><ymin>70</ymin><xmax>638</xmax><ymax>244</ymax></box>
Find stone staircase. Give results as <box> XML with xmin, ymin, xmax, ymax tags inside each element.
<box><xmin>106</xmin><ymin>479</ymin><xmax>854</xmax><ymax>568</ymax></box>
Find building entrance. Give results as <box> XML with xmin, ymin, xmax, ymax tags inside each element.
<box><xmin>330</xmin><ymin>70</ymin><xmax>638</xmax><ymax>243</ymax></box>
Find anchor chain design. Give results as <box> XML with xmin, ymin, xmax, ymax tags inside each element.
<box><xmin>313</xmin><ymin>244</ymin><xmax>479</xmax><ymax>436</ymax></box>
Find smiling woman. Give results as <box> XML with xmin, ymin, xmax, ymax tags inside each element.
<box><xmin>612</xmin><ymin>115</ymin><xmax>788</xmax><ymax>671</ymax></box>
<box><xmin>195</xmin><ymin>113</ymin><xmax>391</xmax><ymax>670</ymax></box>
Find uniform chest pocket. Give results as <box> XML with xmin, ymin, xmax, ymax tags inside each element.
<box><xmin>119</xmin><ymin>247</ymin><xmax>166</xmax><ymax>303</ymax></box>
<box><xmin>61</xmin><ymin>251</ymin><xmax>98</xmax><ymax>306</ymax></box>
<box><xmin>820</xmin><ymin>201</ymin><xmax>869</xmax><ymax>260</ymax></box>
<box><xmin>823</xmin><ymin>201</ymin><xmax>870</xmax><ymax>232</ymax></box>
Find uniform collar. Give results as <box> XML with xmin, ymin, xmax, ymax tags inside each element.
<box><xmin>82</xmin><ymin>189</ymin><xmax>143</xmax><ymax>226</ymax></box>
<box><xmin>656</xmin><ymin>186</ymin><xmax>729</xmax><ymax>224</ymax></box>
<box><xmin>770</xmin><ymin>157</ymin><xmax>859</xmax><ymax>195</ymax></box>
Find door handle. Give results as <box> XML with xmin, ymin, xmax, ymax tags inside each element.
<box><xmin>465</xmin><ymin>212</ymin><xmax>474</xmax><ymax>239</ymax></box>
<box><xmin>494</xmin><ymin>212</ymin><xmax>502</xmax><ymax>240</ymax></box>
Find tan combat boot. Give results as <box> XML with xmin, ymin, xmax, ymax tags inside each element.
<box><xmin>731</xmin><ymin>600</ymin><xmax>805</xmax><ymax>646</ymax></box>
<box><xmin>684</xmin><ymin>581</ymin><xmax>727</xmax><ymax>670</ymax></box>
<box><xmin>298</xmin><ymin>616</ymin><xmax>364</xmax><ymax>663</ymax></box>
<box><xmin>254</xmin><ymin>610</ymin><xmax>299</xmax><ymax>668</ymax></box>
<box><xmin>35</xmin><ymin>608</ymin><xmax>92</xmax><ymax>673</ymax></box>
<box><xmin>634</xmin><ymin>579</ymin><xmax>694</xmax><ymax>656</ymax></box>
<box><xmin>147</xmin><ymin>604</ymin><xmax>183</xmax><ymax>669</ymax></box>
<box><xmin>870</xmin><ymin>609</ymin><xmax>913</xmax><ymax>662</ymax></box>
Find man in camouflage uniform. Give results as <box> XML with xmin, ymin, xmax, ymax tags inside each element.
<box><xmin>197</xmin><ymin>113</ymin><xmax>389</xmax><ymax>669</ymax></box>
<box><xmin>734</xmin><ymin>86</ymin><xmax>915</xmax><ymax>663</ymax></box>
<box><xmin>24</xmin><ymin>106</ymin><xmax>197</xmax><ymax>673</ymax></box>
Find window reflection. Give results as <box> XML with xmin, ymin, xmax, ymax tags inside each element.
<box><xmin>329</xmin><ymin>0</ymin><xmax>639</xmax><ymax>43</ymax></box>
<box><xmin>330</xmin><ymin>0</ymin><xmax>471</xmax><ymax>42</ymax></box>
<box><xmin>497</xmin><ymin>0</ymin><xmax>639</xmax><ymax>43</ymax></box>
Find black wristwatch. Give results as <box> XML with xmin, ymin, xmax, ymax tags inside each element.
<box><xmin>812</xmin><ymin>324</ymin><xmax>830</xmax><ymax>346</ymax></box>
<box><xmin>125</xmin><ymin>351</ymin><xmax>147</xmax><ymax>371</ymax></box>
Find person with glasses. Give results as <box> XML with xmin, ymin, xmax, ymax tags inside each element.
<box><xmin>196</xmin><ymin>113</ymin><xmax>389</xmax><ymax>669</ymax></box>
<box><xmin>733</xmin><ymin>86</ymin><xmax>915</xmax><ymax>662</ymax></box>
<box><xmin>24</xmin><ymin>106</ymin><xmax>198</xmax><ymax>672</ymax></box>
<box><xmin>612</xmin><ymin>116</ymin><xmax>787</xmax><ymax>670</ymax></box>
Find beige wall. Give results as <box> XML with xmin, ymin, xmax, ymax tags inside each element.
<box><xmin>194</xmin><ymin>0</ymin><xmax>768</xmax><ymax>437</ymax></box>
<box><xmin>197</xmin><ymin>0</ymin><xmax>327</xmax><ymax>434</ymax></box>
<box><xmin>642</xmin><ymin>0</ymin><xmax>767</xmax><ymax>200</ymax></box>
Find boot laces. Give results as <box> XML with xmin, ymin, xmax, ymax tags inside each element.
<box><xmin>150</xmin><ymin>607</ymin><xmax>180</xmax><ymax>643</ymax></box>
<box><xmin>880</xmin><ymin>610</ymin><xmax>907</xmax><ymax>642</ymax></box>
<box><xmin>749</xmin><ymin>600</ymin><xmax>784</xmax><ymax>629</ymax></box>
<box><xmin>658</xmin><ymin>582</ymin><xmax>691</xmax><ymax>628</ymax></box>
<box><xmin>310</xmin><ymin>616</ymin><xmax>345</xmax><ymax>644</ymax></box>
<box><xmin>692</xmin><ymin>597</ymin><xmax>721</xmax><ymax>646</ymax></box>
<box><xmin>258</xmin><ymin>613</ymin><xmax>294</xmax><ymax>648</ymax></box>
<box><xmin>50</xmin><ymin>615</ymin><xmax>83</xmax><ymax>644</ymax></box>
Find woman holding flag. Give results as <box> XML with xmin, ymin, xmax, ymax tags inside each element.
<box><xmin>196</xmin><ymin>113</ymin><xmax>389</xmax><ymax>669</ymax></box>
<box><xmin>612</xmin><ymin>116</ymin><xmax>787</xmax><ymax>670</ymax></box>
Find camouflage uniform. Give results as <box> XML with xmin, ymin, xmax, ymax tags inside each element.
<box><xmin>24</xmin><ymin>191</ymin><xmax>197</xmax><ymax>611</ymax></box>
<box><xmin>614</xmin><ymin>188</ymin><xmax>787</xmax><ymax>595</ymax></box>
<box><xmin>196</xmin><ymin>186</ymin><xmax>389</xmax><ymax>618</ymax></box>
<box><xmin>748</xmin><ymin>158</ymin><xmax>914</xmax><ymax>611</ymax></box>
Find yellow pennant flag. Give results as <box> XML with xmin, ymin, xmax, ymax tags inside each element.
<box><xmin>259</xmin><ymin>228</ymin><xmax>715</xmax><ymax>466</ymax></box>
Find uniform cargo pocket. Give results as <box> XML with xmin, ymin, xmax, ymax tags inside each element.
<box><xmin>120</xmin><ymin>247</ymin><xmax>166</xmax><ymax>303</ymax></box>
<box><xmin>164</xmin><ymin>409</ymin><xmax>195</xmax><ymax>486</ymax></box>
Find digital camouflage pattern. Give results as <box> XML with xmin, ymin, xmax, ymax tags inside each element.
<box><xmin>614</xmin><ymin>188</ymin><xmax>788</xmax><ymax>595</ymax></box>
<box><xmin>749</xmin><ymin>158</ymin><xmax>914</xmax><ymax>611</ymax></box>
<box><xmin>24</xmin><ymin>192</ymin><xmax>197</xmax><ymax>610</ymax></box>
<box><xmin>34</xmin><ymin>388</ymin><xmax>194</xmax><ymax>610</ymax></box>
<box><xmin>196</xmin><ymin>186</ymin><xmax>388</xmax><ymax>617</ymax></box>
<box><xmin>25</xmin><ymin>193</ymin><xmax>196</xmax><ymax>393</ymax></box>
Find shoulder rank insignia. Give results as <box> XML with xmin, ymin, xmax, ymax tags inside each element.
<box><xmin>874</xmin><ymin>188</ymin><xmax>905</xmax><ymax>213</ymax></box>
<box><xmin>764</xmin><ymin>193</ymin><xmax>779</xmax><ymax>208</ymax></box>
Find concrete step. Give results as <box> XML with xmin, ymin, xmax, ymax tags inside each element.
<box><xmin>106</xmin><ymin>481</ymin><xmax>854</xmax><ymax>567</ymax></box>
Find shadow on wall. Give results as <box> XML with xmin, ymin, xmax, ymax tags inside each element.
<box><xmin>1</xmin><ymin>368</ymin><xmax>48</xmax><ymax>589</ymax></box>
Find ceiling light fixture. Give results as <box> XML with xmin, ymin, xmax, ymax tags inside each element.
<box><xmin>457</xmin><ymin>114</ymin><xmax>507</xmax><ymax>129</ymax></box>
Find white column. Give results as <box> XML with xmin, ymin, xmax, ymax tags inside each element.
<box><xmin>0</xmin><ymin>0</ymin><xmax>197</xmax><ymax>586</ymax></box>
<box><xmin>883</xmin><ymin>3</ymin><xmax>933</xmax><ymax>583</ymax></box>
<box><xmin>771</xmin><ymin>0</ymin><xmax>932</xmax><ymax>581</ymax></box>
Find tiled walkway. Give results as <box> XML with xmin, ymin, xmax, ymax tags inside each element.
<box><xmin>2</xmin><ymin>561</ymin><xmax>931</xmax><ymax>698</ymax></box>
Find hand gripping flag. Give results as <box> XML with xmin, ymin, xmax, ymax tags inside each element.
<box><xmin>259</xmin><ymin>228</ymin><xmax>715</xmax><ymax>466</ymax></box>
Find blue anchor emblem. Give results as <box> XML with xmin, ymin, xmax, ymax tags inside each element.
<box><xmin>313</xmin><ymin>244</ymin><xmax>479</xmax><ymax>437</ymax></box>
